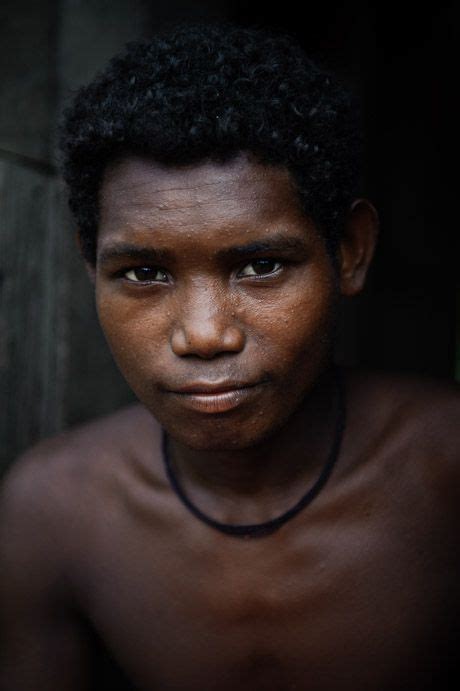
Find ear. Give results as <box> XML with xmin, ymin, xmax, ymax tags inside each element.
<box><xmin>338</xmin><ymin>199</ymin><xmax>379</xmax><ymax>296</ymax></box>
<box><xmin>75</xmin><ymin>232</ymin><xmax>96</xmax><ymax>285</ymax></box>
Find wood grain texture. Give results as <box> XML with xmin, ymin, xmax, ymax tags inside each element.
<box><xmin>0</xmin><ymin>0</ymin><xmax>57</xmax><ymax>163</ymax></box>
<box><xmin>0</xmin><ymin>160</ymin><xmax>67</xmax><ymax>468</ymax></box>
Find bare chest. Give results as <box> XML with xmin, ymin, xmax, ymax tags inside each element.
<box><xmin>75</xmin><ymin>485</ymin><xmax>457</xmax><ymax>691</ymax></box>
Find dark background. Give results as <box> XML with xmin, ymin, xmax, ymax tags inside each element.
<box><xmin>1</xmin><ymin>0</ymin><xmax>458</xmax><ymax>472</ymax></box>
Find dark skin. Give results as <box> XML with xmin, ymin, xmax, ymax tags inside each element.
<box><xmin>1</xmin><ymin>154</ymin><xmax>459</xmax><ymax>691</ymax></box>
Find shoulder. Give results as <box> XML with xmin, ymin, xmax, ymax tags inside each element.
<box><xmin>346</xmin><ymin>367</ymin><xmax>459</xmax><ymax>439</ymax></box>
<box><xmin>345</xmin><ymin>367</ymin><xmax>460</xmax><ymax>497</ymax></box>
<box><xmin>0</xmin><ymin>412</ymin><xmax>160</xmax><ymax>689</ymax></box>
<box><xmin>0</xmin><ymin>403</ymin><xmax>162</xmax><ymax>557</ymax></box>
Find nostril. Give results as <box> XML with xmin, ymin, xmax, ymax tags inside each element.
<box><xmin>170</xmin><ymin>321</ymin><xmax>245</xmax><ymax>359</ymax></box>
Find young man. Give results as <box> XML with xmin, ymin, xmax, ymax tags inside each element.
<box><xmin>1</xmin><ymin>23</ymin><xmax>458</xmax><ymax>691</ymax></box>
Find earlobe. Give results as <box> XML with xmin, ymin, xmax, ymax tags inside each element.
<box><xmin>339</xmin><ymin>199</ymin><xmax>379</xmax><ymax>296</ymax></box>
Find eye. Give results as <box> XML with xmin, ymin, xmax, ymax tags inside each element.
<box><xmin>238</xmin><ymin>259</ymin><xmax>282</xmax><ymax>277</ymax></box>
<box><xmin>124</xmin><ymin>267</ymin><xmax>169</xmax><ymax>283</ymax></box>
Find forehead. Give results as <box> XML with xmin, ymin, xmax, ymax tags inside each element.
<box><xmin>98</xmin><ymin>153</ymin><xmax>307</xmax><ymax>237</ymax></box>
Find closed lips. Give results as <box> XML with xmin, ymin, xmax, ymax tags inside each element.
<box><xmin>171</xmin><ymin>382</ymin><xmax>256</xmax><ymax>394</ymax></box>
<box><xmin>167</xmin><ymin>382</ymin><xmax>260</xmax><ymax>413</ymax></box>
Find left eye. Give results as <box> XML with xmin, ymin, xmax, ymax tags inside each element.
<box><xmin>238</xmin><ymin>259</ymin><xmax>282</xmax><ymax>277</ymax></box>
<box><xmin>124</xmin><ymin>267</ymin><xmax>168</xmax><ymax>282</ymax></box>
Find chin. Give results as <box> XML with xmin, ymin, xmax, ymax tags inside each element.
<box><xmin>164</xmin><ymin>419</ymin><xmax>266</xmax><ymax>452</ymax></box>
<box><xmin>156</xmin><ymin>402</ymin><xmax>298</xmax><ymax>452</ymax></box>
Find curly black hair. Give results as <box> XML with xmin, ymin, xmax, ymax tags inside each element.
<box><xmin>59</xmin><ymin>23</ymin><xmax>361</xmax><ymax>265</ymax></box>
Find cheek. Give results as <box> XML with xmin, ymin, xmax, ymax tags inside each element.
<box><xmin>96</xmin><ymin>291</ymin><xmax>166</xmax><ymax>374</ymax></box>
<box><xmin>250</xmin><ymin>271</ymin><xmax>338</xmax><ymax>369</ymax></box>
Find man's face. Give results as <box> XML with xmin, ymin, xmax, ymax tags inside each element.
<box><xmin>95</xmin><ymin>154</ymin><xmax>339</xmax><ymax>450</ymax></box>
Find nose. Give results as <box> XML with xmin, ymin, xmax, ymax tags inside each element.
<box><xmin>170</xmin><ymin>283</ymin><xmax>245</xmax><ymax>359</ymax></box>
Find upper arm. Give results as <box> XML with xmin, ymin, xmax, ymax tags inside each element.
<box><xmin>0</xmin><ymin>453</ymin><xmax>92</xmax><ymax>690</ymax></box>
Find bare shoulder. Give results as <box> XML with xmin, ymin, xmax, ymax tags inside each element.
<box><xmin>0</xmin><ymin>403</ymin><xmax>162</xmax><ymax>551</ymax></box>
<box><xmin>348</xmin><ymin>367</ymin><xmax>459</xmax><ymax>435</ymax></box>
<box><xmin>0</xmin><ymin>408</ymin><xmax>159</xmax><ymax>689</ymax></box>
<box><xmin>345</xmin><ymin>367</ymin><xmax>460</xmax><ymax>494</ymax></box>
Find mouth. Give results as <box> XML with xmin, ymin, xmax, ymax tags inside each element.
<box><xmin>166</xmin><ymin>381</ymin><xmax>262</xmax><ymax>414</ymax></box>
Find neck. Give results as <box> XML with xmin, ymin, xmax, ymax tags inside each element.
<box><xmin>166</xmin><ymin>366</ymin><xmax>343</xmax><ymax>525</ymax></box>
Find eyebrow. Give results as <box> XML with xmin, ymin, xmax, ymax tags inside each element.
<box><xmin>98</xmin><ymin>244</ymin><xmax>174</xmax><ymax>266</ymax></box>
<box><xmin>98</xmin><ymin>235</ymin><xmax>309</xmax><ymax>266</ymax></box>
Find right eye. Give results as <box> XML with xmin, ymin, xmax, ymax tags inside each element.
<box><xmin>124</xmin><ymin>267</ymin><xmax>169</xmax><ymax>283</ymax></box>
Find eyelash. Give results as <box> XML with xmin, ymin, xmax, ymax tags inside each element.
<box><xmin>118</xmin><ymin>259</ymin><xmax>286</xmax><ymax>284</ymax></box>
